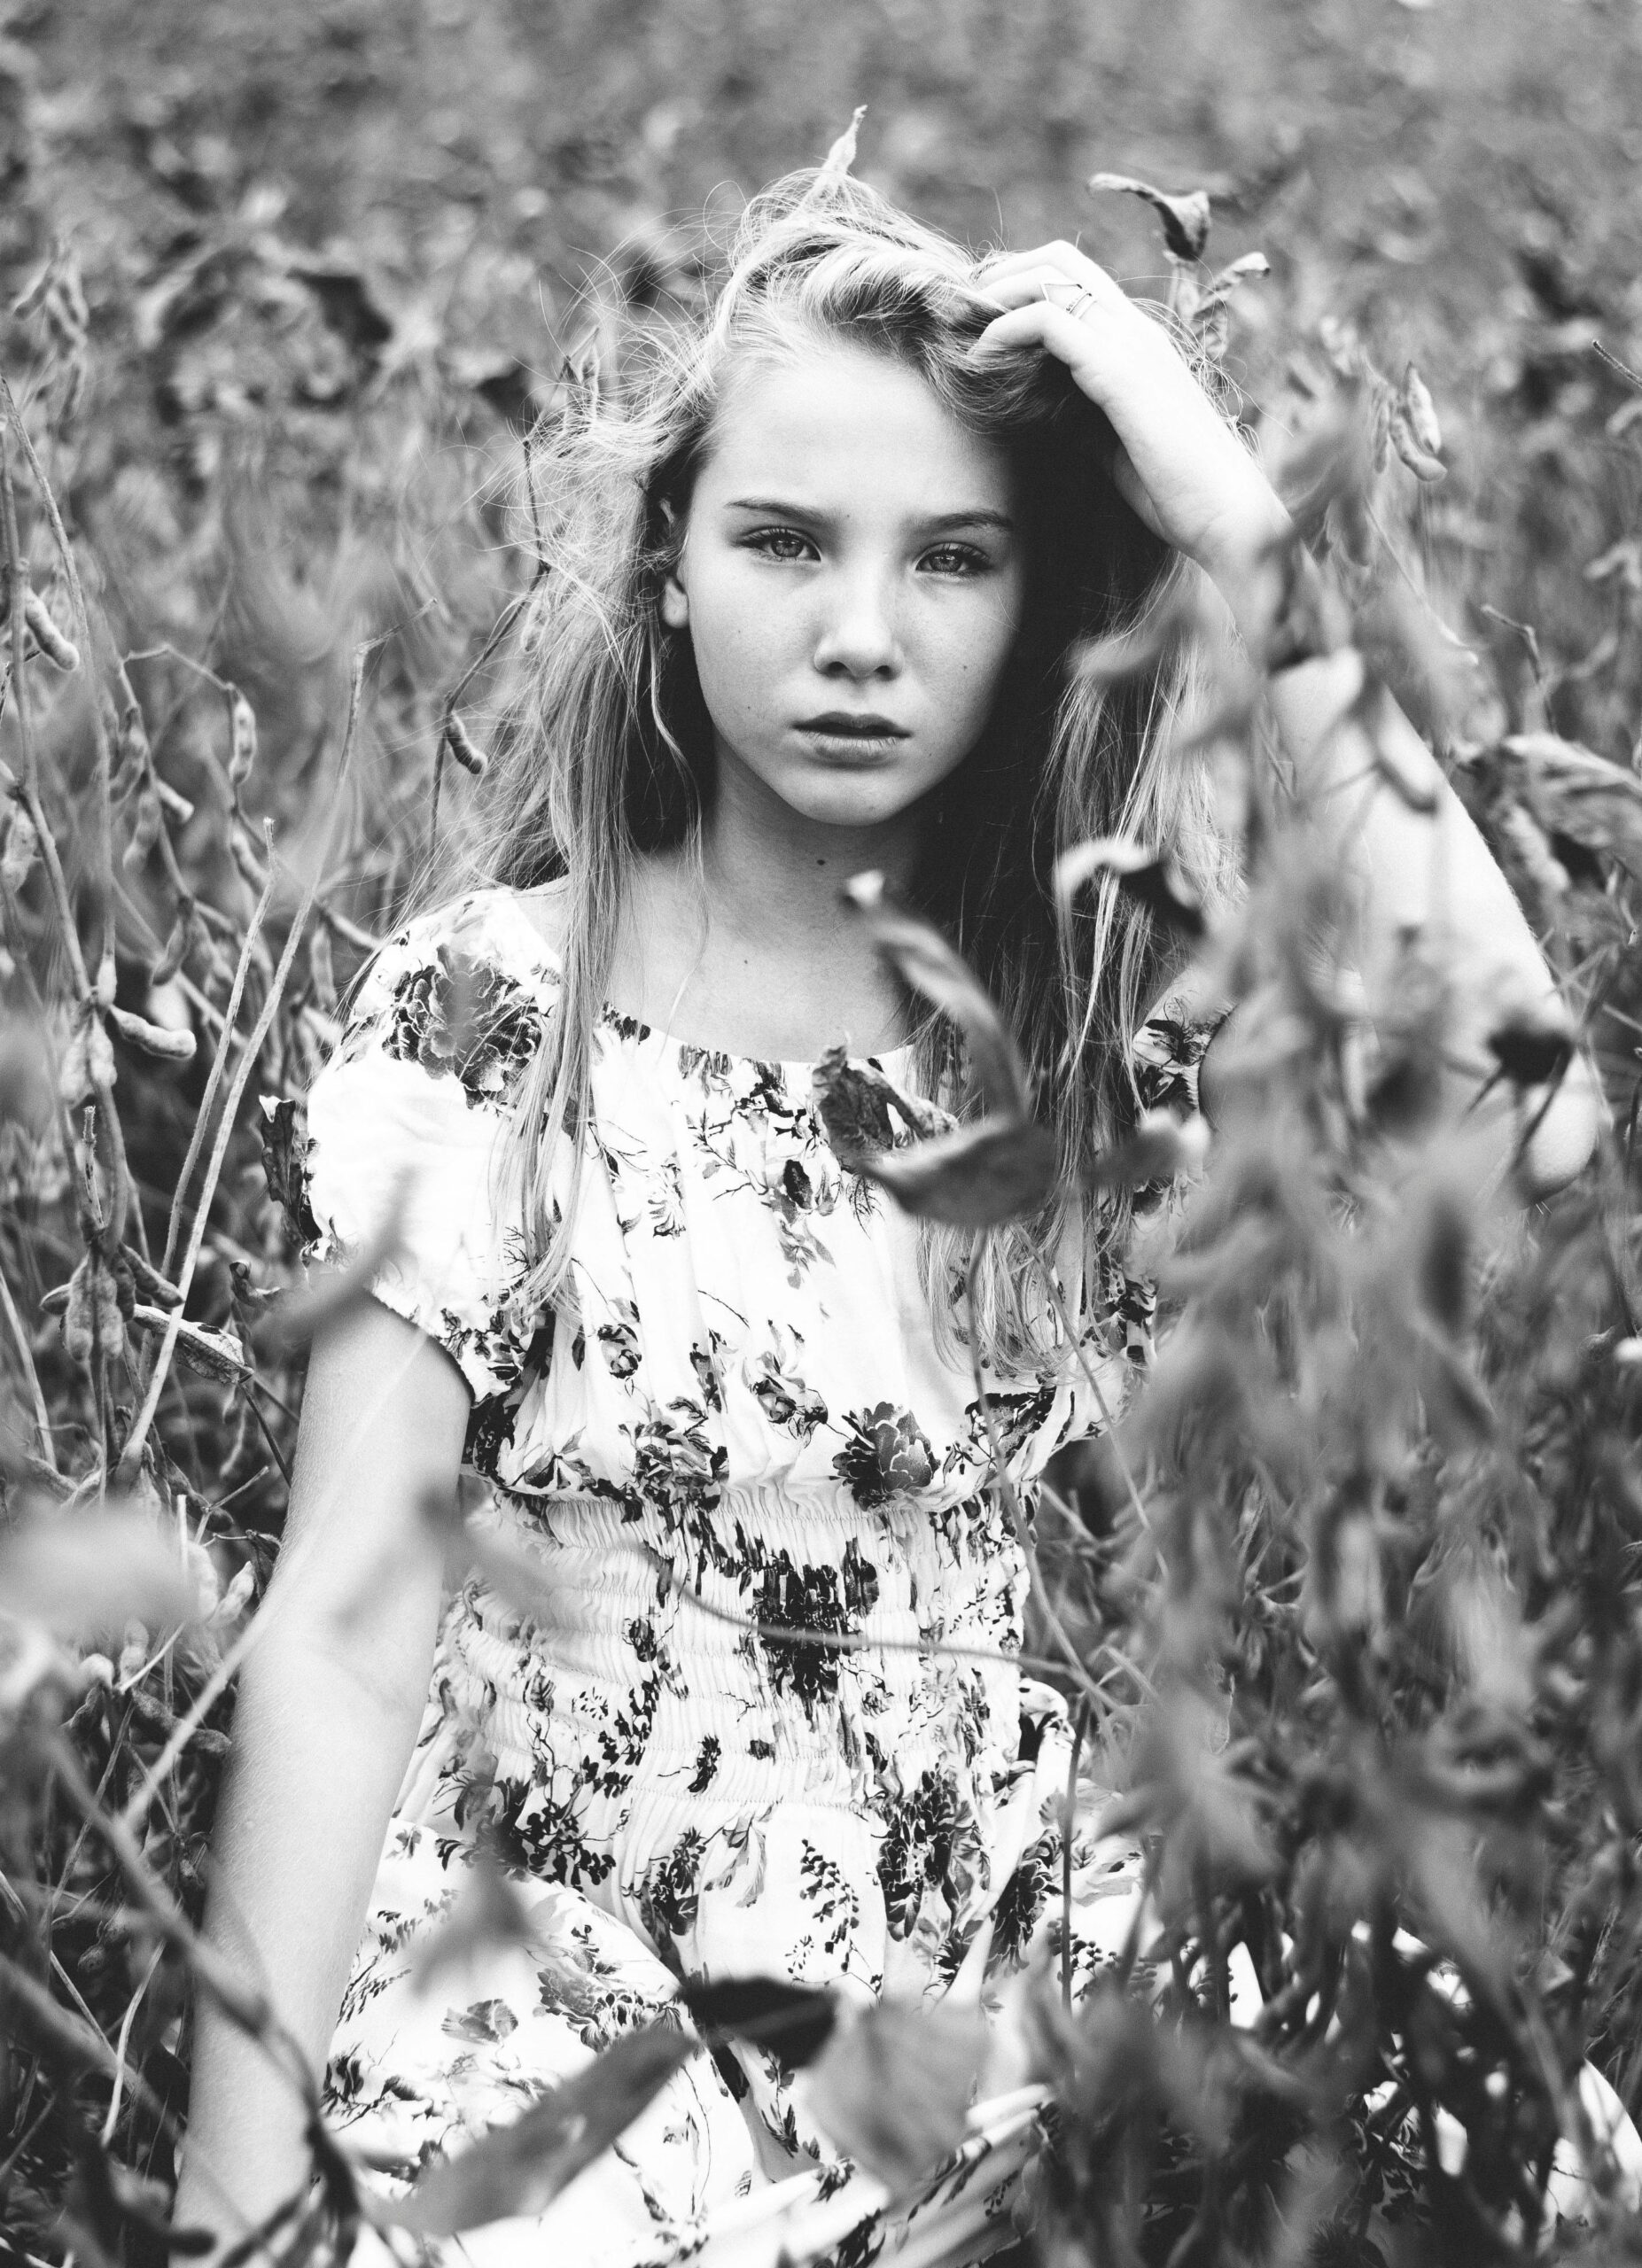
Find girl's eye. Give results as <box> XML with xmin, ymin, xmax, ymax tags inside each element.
<box><xmin>745</xmin><ymin>528</ymin><xmax>816</xmax><ymax>563</ymax></box>
<box><xmin>919</xmin><ymin>543</ymin><xmax>990</xmax><ymax>577</ymax></box>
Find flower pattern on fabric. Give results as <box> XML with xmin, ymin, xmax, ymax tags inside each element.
<box><xmin>296</xmin><ymin>885</ymin><xmax>1217</xmax><ymax>2267</ymax></box>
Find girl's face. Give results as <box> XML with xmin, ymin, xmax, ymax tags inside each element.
<box><xmin>661</xmin><ymin>339</ymin><xmax>1025</xmax><ymax>835</ymax></box>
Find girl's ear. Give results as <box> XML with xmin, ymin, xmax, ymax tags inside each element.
<box><xmin>658</xmin><ymin>497</ymin><xmax>689</xmax><ymax>631</ymax></box>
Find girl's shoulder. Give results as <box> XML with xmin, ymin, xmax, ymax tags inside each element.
<box><xmin>332</xmin><ymin>883</ymin><xmax>566</xmax><ymax>1108</ymax></box>
<box><xmin>352</xmin><ymin>882</ymin><xmax>567</xmax><ymax>1017</ymax></box>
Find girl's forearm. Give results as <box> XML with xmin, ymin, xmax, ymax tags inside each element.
<box><xmin>174</xmin><ymin>1623</ymin><xmax>440</xmax><ymax>2251</ymax></box>
<box><xmin>1262</xmin><ymin>648</ymin><xmax>1602</xmax><ymax>1183</ymax></box>
<box><xmin>1199</xmin><ymin>524</ymin><xmax>1601</xmax><ymax>1188</ymax></box>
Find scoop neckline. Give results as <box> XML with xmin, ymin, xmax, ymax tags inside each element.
<box><xmin>492</xmin><ymin>885</ymin><xmax>918</xmax><ymax>1078</ymax></box>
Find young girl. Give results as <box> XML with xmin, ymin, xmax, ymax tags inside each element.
<box><xmin>175</xmin><ymin>172</ymin><xmax>1597</xmax><ymax>2266</ymax></box>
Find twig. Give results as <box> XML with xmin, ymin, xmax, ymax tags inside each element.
<box><xmin>1036</xmin><ymin>1260</ymin><xmax>1158</xmax><ymax>1552</ymax></box>
<box><xmin>965</xmin><ymin>1245</ymin><xmax>1109</xmax><ymax>1713</ymax></box>
<box><xmin>1593</xmin><ymin>340</ymin><xmax>1642</xmax><ymax>394</ymax></box>
<box><xmin>0</xmin><ymin>1259</ymin><xmax>57</xmax><ymax>1472</ymax></box>
<box><xmin>1062</xmin><ymin>1693</ymin><xmax>1091</xmax><ymax>2011</ymax></box>
<box><xmin>119</xmin><ymin>636</ymin><xmax>388</xmax><ymax>1482</ymax></box>
<box><xmin>664</xmin><ymin>1557</ymin><xmax>1079</xmax><ymax>1688</ymax></box>
<box><xmin>161</xmin><ymin>845</ymin><xmax>277</xmax><ymax>1281</ymax></box>
<box><xmin>99</xmin><ymin>1940</ymin><xmax>163</xmax><ymax>2143</ymax></box>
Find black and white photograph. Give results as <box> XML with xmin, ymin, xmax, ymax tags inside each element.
<box><xmin>3</xmin><ymin>4</ymin><xmax>1642</xmax><ymax>2263</ymax></box>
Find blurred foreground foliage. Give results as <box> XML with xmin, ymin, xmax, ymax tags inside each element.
<box><xmin>3</xmin><ymin>1</ymin><xmax>1642</xmax><ymax>2263</ymax></box>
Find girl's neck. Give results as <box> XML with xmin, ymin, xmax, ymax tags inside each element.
<box><xmin>609</xmin><ymin>757</ymin><xmax>924</xmax><ymax>1062</ymax></box>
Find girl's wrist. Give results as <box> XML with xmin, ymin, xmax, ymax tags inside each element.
<box><xmin>1191</xmin><ymin>485</ymin><xmax>1292</xmax><ymax>605</ymax></box>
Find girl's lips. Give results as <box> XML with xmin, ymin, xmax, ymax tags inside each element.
<box><xmin>794</xmin><ymin>725</ymin><xmax>909</xmax><ymax>765</ymax></box>
<box><xmin>796</xmin><ymin>713</ymin><xmax>910</xmax><ymax>738</ymax></box>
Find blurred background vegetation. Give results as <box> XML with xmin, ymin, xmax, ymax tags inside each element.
<box><xmin>5</xmin><ymin>1</ymin><xmax>1642</xmax><ymax>2258</ymax></box>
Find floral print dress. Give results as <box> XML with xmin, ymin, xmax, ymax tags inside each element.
<box><xmin>297</xmin><ymin>885</ymin><xmax>1214</xmax><ymax>2268</ymax></box>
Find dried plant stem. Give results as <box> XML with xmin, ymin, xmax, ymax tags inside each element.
<box><xmin>100</xmin><ymin>1939</ymin><xmax>164</xmax><ymax>2143</ymax></box>
<box><xmin>0</xmin><ymin>1259</ymin><xmax>57</xmax><ymax>1472</ymax></box>
<box><xmin>965</xmin><ymin>1245</ymin><xmax>1109</xmax><ymax>1714</ymax></box>
<box><xmin>665</xmin><ymin>1562</ymin><xmax>1083</xmax><ymax>1689</ymax></box>
<box><xmin>119</xmin><ymin>638</ymin><xmax>383</xmax><ymax>1482</ymax></box>
<box><xmin>1</xmin><ymin>433</ymin><xmax>88</xmax><ymax>1002</ymax></box>
<box><xmin>1062</xmin><ymin>1693</ymin><xmax>1091</xmax><ymax>2011</ymax></box>
<box><xmin>161</xmin><ymin>850</ymin><xmax>277</xmax><ymax>1281</ymax></box>
<box><xmin>1036</xmin><ymin>1258</ymin><xmax>1158</xmax><ymax>1550</ymax></box>
<box><xmin>0</xmin><ymin>374</ymin><xmax>89</xmax><ymax>645</ymax></box>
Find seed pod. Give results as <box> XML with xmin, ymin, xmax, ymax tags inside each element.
<box><xmin>117</xmin><ymin>1619</ymin><xmax>148</xmax><ymax>1686</ymax></box>
<box><xmin>152</xmin><ymin>774</ymin><xmax>194</xmax><ymax>824</ymax></box>
<box><xmin>151</xmin><ymin>905</ymin><xmax>194</xmax><ymax>986</ymax></box>
<box><xmin>1</xmin><ymin>804</ymin><xmax>39</xmax><ymax>890</ymax></box>
<box><xmin>229</xmin><ymin>821</ymin><xmax>267</xmax><ymax>889</ymax></box>
<box><xmin>63</xmin><ymin>1253</ymin><xmax>127</xmax><ymax>1371</ymax></box>
<box><xmin>117</xmin><ymin>700</ymin><xmax>152</xmax><ymax>777</ymax></box>
<box><xmin>58</xmin><ymin>353</ymin><xmax>86</xmax><ymax>428</ymax></box>
<box><xmin>1401</xmin><ymin>363</ymin><xmax>1443</xmax><ymax>459</ymax></box>
<box><xmin>308</xmin><ymin>921</ymin><xmax>336</xmax><ymax>1015</ymax></box>
<box><xmin>109</xmin><ymin>1005</ymin><xmax>197</xmax><ymax>1065</ymax></box>
<box><xmin>10</xmin><ymin>257</ymin><xmax>52</xmax><ymax>321</ymax></box>
<box><xmin>128</xmin><ymin>1301</ymin><xmax>251</xmax><ymax>1384</ymax></box>
<box><xmin>57</xmin><ymin>1024</ymin><xmax>89</xmax><ymax>1106</ymax></box>
<box><xmin>122</xmin><ymin>786</ymin><xmax>163</xmax><ymax>871</ymax></box>
<box><xmin>227</xmin><ymin>687</ymin><xmax>258</xmax><ymax>788</ymax></box>
<box><xmin>23</xmin><ymin>590</ymin><xmax>79</xmax><ymax>671</ymax></box>
<box><xmin>1389</xmin><ymin>406</ymin><xmax>1444</xmax><ymax>484</ymax></box>
<box><xmin>85</xmin><ymin>1017</ymin><xmax>117</xmax><ymax>1092</ymax></box>
<box><xmin>440</xmin><ymin>712</ymin><xmax>488</xmax><ymax>778</ymax></box>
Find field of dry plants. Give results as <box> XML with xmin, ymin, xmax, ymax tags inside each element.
<box><xmin>4</xmin><ymin>0</ymin><xmax>1642</xmax><ymax>2262</ymax></box>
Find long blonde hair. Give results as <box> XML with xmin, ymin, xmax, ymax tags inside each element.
<box><xmin>450</xmin><ymin>168</ymin><xmax>1225</xmax><ymax>1372</ymax></box>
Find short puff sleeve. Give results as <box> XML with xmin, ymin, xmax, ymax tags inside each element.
<box><xmin>299</xmin><ymin>904</ymin><xmax>548</xmax><ymax>1405</ymax></box>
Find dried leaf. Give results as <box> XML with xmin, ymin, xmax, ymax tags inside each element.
<box><xmin>1089</xmin><ymin>172</ymin><xmax>1212</xmax><ymax>261</ymax></box>
<box><xmin>1191</xmin><ymin>251</ymin><xmax>1271</xmax><ymax>358</ymax></box>
<box><xmin>1056</xmin><ymin>835</ymin><xmax>1207</xmax><ymax>942</ymax></box>
<box><xmin>679</xmin><ymin>1974</ymin><xmax>838</xmax><ymax>2067</ymax></box>
<box><xmin>806</xmin><ymin>2000</ymin><xmax>987</xmax><ymax>2195</ymax></box>
<box><xmin>857</xmin><ymin>1115</ymin><xmax>1059</xmax><ymax>1228</ymax></box>
<box><xmin>382</xmin><ymin>2022</ymin><xmax>696</xmax><ymax>2234</ymax></box>
<box><xmin>811</xmin><ymin>1046</ymin><xmax>952</xmax><ymax>1163</ymax></box>
<box><xmin>1085</xmin><ymin>1108</ymin><xmax>1210</xmax><ymax>1192</ymax></box>
<box><xmin>128</xmin><ymin>1303</ymin><xmax>251</xmax><ymax>1384</ymax></box>
<box><xmin>843</xmin><ymin>872</ymin><xmax>1028</xmax><ymax>1114</ymax></box>
<box><xmin>259</xmin><ymin>1094</ymin><xmax>319</xmax><ymax>1248</ymax></box>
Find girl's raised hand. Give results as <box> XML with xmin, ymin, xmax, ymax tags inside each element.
<box><xmin>975</xmin><ymin>241</ymin><xmax>1288</xmax><ymax>592</ymax></box>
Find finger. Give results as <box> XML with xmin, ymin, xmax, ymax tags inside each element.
<box><xmin>977</xmin><ymin>242</ymin><xmax>1125</xmax><ymax>307</ymax></box>
<box><xmin>969</xmin><ymin>300</ymin><xmax>1118</xmax><ymax>378</ymax></box>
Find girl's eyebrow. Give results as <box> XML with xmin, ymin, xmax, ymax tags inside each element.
<box><xmin>722</xmin><ymin>496</ymin><xmax>1015</xmax><ymax>535</ymax></box>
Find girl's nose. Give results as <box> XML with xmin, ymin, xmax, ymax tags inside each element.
<box><xmin>812</xmin><ymin>568</ymin><xmax>902</xmax><ymax>679</ymax></box>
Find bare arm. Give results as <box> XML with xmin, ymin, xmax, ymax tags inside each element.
<box><xmin>976</xmin><ymin>244</ymin><xmax>1601</xmax><ymax>1191</ymax></box>
<box><xmin>1256</xmin><ymin>623</ymin><xmax>1602</xmax><ymax>1192</ymax></box>
<box><xmin>173</xmin><ymin>1297</ymin><xmax>467</xmax><ymax>2254</ymax></box>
